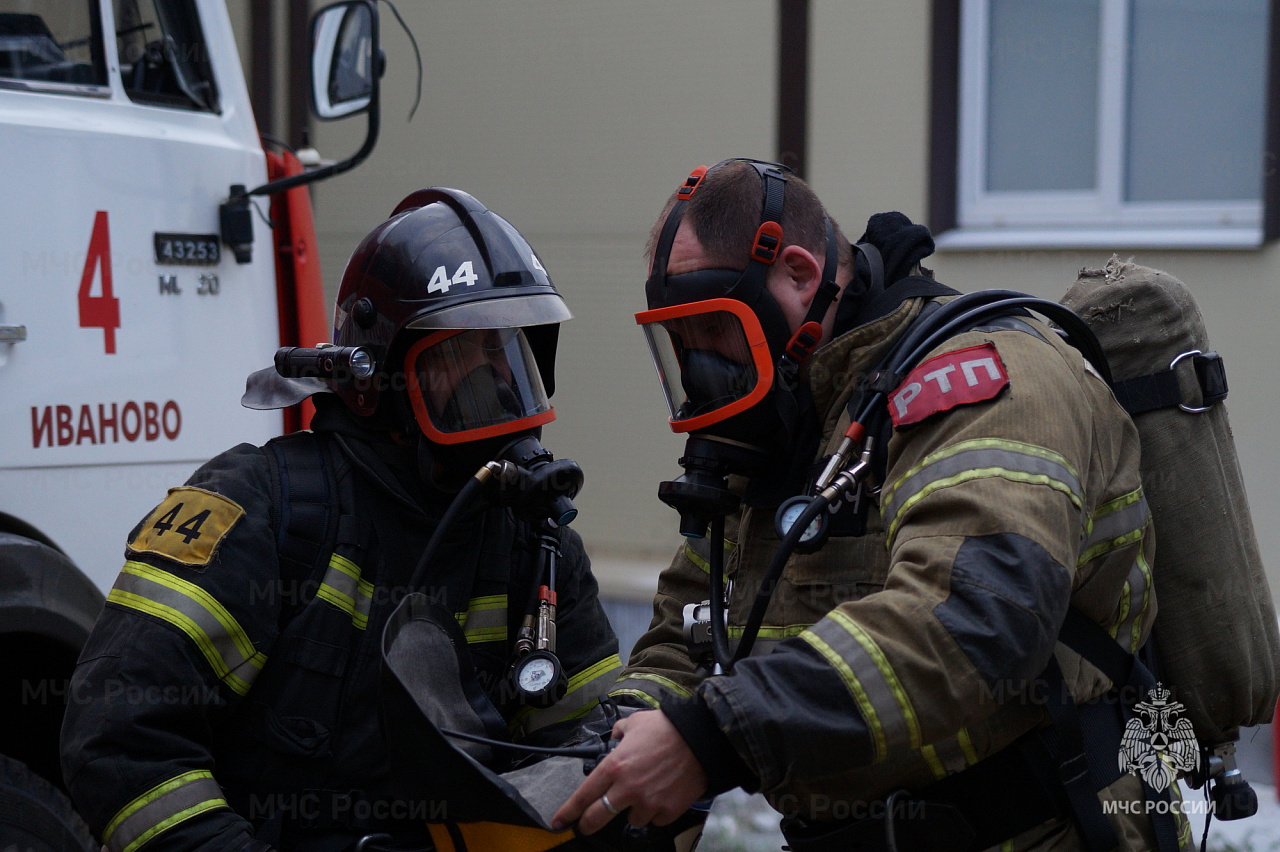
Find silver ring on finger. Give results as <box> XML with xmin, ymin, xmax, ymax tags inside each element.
<box><xmin>601</xmin><ymin>792</ymin><xmax>623</xmax><ymax>816</ymax></box>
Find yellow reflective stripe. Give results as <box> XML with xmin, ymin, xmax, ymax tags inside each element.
<box><xmin>1088</xmin><ymin>488</ymin><xmax>1145</xmax><ymax>528</ymax></box>
<box><xmin>515</xmin><ymin>655</ymin><xmax>623</xmax><ymax>733</ymax></box>
<box><xmin>108</xmin><ymin>590</ymin><xmax>254</xmax><ymax>696</ymax></box>
<box><xmin>799</xmin><ymin>630</ymin><xmax>887</xmax><ymax>762</ymax></box>
<box><xmin>120</xmin><ymin>562</ymin><xmax>259</xmax><ymax>663</ymax></box>
<box><xmin>957</xmin><ymin>727</ymin><xmax>979</xmax><ymax>765</ymax></box>
<box><xmin>103</xmin><ymin>771</ymin><xmax>226</xmax><ymax>852</ymax></box>
<box><xmin>887</xmin><ymin>469</ymin><xmax>1082</xmax><ymax>546</ymax></box>
<box><xmin>569</xmin><ymin>654</ymin><xmax>624</xmax><ymax>691</ymax></box>
<box><xmin>317</xmin><ymin>554</ymin><xmax>372</xmax><ymax>629</ymax></box>
<box><xmin>920</xmin><ymin>745</ymin><xmax>947</xmax><ymax>780</ymax></box>
<box><xmin>463</xmin><ymin>627</ymin><xmax>506</xmax><ymax>643</ymax></box>
<box><xmin>315</xmin><ymin>584</ymin><xmax>368</xmax><ymax>630</ymax></box>
<box><xmin>612</xmin><ymin>672</ymin><xmax>693</xmax><ymax>699</ymax></box>
<box><xmin>828</xmin><ymin>610</ymin><xmax>923</xmax><ymax>750</ymax></box>
<box><xmin>683</xmin><ymin>538</ymin><xmax>736</xmax><ymax>575</ymax></box>
<box><xmin>1109</xmin><ymin>551</ymin><xmax>1154</xmax><ymax>653</ymax></box>
<box><xmin>1078</xmin><ymin>529</ymin><xmax>1145</xmax><ymax>566</ymax></box>
<box><xmin>109</xmin><ymin>562</ymin><xmax>265</xmax><ymax>696</ymax></box>
<box><xmin>454</xmin><ymin>595</ymin><xmax>508</xmax><ymax>644</ymax></box>
<box><xmin>328</xmin><ymin>553</ymin><xmax>374</xmax><ymax>598</ymax></box>
<box><xmin>1129</xmin><ymin>552</ymin><xmax>1154</xmax><ymax>653</ymax></box>
<box><xmin>726</xmin><ymin>624</ymin><xmax>809</xmax><ymax>639</ymax></box>
<box><xmin>607</xmin><ymin>687</ymin><xmax>660</xmax><ymax>709</ymax></box>
<box><xmin>882</xmin><ymin>439</ymin><xmax>1083</xmax><ymax>546</ymax></box>
<box><xmin>1109</xmin><ymin>581</ymin><xmax>1132</xmax><ymax>641</ymax></box>
<box><xmin>1081</xmin><ymin>489</ymin><xmax>1148</xmax><ymax>565</ymax></box>
<box><xmin>882</xmin><ymin>438</ymin><xmax>1079</xmax><ymax>509</ymax></box>
<box><xmin>683</xmin><ymin>541</ymin><xmax>708</xmax><ymax>571</ymax></box>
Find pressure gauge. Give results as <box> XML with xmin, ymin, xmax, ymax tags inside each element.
<box><xmin>774</xmin><ymin>496</ymin><xmax>830</xmax><ymax>554</ymax></box>
<box><xmin>510</xmin><ymin>651</ymin><xmax>568</xmax><ymax>707</ymax></box>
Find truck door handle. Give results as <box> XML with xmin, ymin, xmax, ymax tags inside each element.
<box><xmin>0</xmin><ymin>325</ymin><xmax>27</xmax><ymax>342</ymax></box>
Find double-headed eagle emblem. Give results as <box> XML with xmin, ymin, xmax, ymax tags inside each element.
<box><xmin>1119</xmin><ymin>684</ymin><xmax>1199</xmax><ymax>792</ymax></box>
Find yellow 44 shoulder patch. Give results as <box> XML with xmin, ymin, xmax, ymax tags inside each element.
<box><xmin>128</xmin><ymin>487</ymin><xmax>245</xmax><ymax>570</ymax></box>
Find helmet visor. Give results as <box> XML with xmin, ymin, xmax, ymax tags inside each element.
<box><xmin>405</xmin><ymin>328</ymin><xmax>555</xmax><ymax>444</ymax></box>
<box><xmin>635</xmin><ymin>298</ymin><xmax>775</xmax><ymax>433</ymax></box>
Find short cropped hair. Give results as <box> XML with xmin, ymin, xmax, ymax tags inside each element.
<box><xmin>646</xmin><ymin>160</ymin><xmax>851</xmax><ymax>272</ymax></box>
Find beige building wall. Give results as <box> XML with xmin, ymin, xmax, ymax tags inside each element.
<box><xmin>241</xmin><ymin>2</ymin><xmax>1279</xmax><ymax>604</ymax></box>
<box><xmin>305</xmin><ymin>2</ymin><xmax>775</xmax><ymax>598</ymax></box>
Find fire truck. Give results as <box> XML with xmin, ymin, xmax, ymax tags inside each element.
<box><xmin>0</xmin><ymin>1</ymin><xmax>385</xmax><ymax>845</ymax></box>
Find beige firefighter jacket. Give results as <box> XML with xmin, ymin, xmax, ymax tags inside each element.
<box><xmin>612</xmin><ymin>295</ymin><xmax>1191</xmax><ymax>851</ymax></box>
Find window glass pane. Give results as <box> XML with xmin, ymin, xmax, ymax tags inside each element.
<box><xmin>115</xmin><ymin>0</ymin><xmax>219</xmax><ymax>112</ymax></box>
<box><xmin>986</xmin><ymin>0</ymin><xmax>1100</xmax><ymax>192</ymax></box>
<box><xmin>0</xmin><ymin>0</ymin><xmax>105</xmax><ymax>85</ymax></box>
<box><xmin>1126</xmin><ymin>0</ymin><xmax>1268</xmax><ymax>202</ymax></box>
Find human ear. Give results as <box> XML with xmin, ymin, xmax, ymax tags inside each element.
<box><xmin>775</xmin><ymin>244</ymin><xmax>823</xmax><ymax>308</ymax></box>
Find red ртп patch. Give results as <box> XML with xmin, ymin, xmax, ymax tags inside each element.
<box><xmin>889</xmin><ymin>343</ymin><xmax>1009</xmax><ymax>428</ymax></box>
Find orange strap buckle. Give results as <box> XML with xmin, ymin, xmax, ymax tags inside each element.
<box><xmin>751</xmin><ymin>221</ymin><xmax>784</xmax><ymax>264</ymax></box>
<box><xmin>785</xmin><ymin>321</ymin><xmax>823</xmax><ymax>363</ymax></box>
<box><xmin>677</xmin><ymin>166</ymin><xmax>708</xmax><ymax>200</ymax></box>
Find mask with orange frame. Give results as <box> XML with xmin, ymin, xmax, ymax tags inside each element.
<box><xmin>636</xmin><ymin>160</ymin><xmax>841</xmax><ymax>472</ymax></box>
<box><xmin>403</xmin><ymin>327</ymin><xmax>556</xmax><ymax>445</ymax></box>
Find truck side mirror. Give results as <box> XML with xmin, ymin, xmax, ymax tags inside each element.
<box><xmin>221</xmin><ymin>0</ymin><xmax>383</xmax><ymax>263</ymax></box>
<box><xmin>311</xmin><ymin>0</ymin><xmax>379</xmax><ymax>120</ymax></box>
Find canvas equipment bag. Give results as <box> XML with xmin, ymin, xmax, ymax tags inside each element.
<box><xmin>1062</xmin><ymin>257</ymin><xmax>1280</xmax><ymax>747</ymax></box>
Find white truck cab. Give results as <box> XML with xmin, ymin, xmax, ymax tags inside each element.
<box><xmin>0</xmin><ymin>1</ymin><xmax>384</xmax><ymax>844</ymax></box>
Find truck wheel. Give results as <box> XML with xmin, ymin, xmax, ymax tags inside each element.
<box><xmin>0</xmin><ymin>753</ymin><xmax>96</xmax><ymax>851</ymax></box>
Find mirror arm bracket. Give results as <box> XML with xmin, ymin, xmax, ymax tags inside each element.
<box><xmin>219</xmin><ymin>0</ymin><xmax>383</xmax><ymax>264</ymax></box>
<box><xmin>240</xmin><ymin>98</ymin><xmax>381</xmax><ymax>200</ymax></box>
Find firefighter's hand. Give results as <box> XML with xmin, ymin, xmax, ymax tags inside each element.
<box><xmin>551</xmin><ymin>709</ymin><xmax>707</xmax><ymax>834</ymax></box>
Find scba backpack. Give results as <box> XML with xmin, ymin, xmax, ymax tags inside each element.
<box><xmin>1061</xmin><ymin>257</ymin><xmax>1280</xmax><ymax>750</ymax></box>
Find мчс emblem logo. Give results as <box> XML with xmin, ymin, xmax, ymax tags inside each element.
<box><xmin>1118</xmin><ymin>683</ymin><xmax>1199</xmax><ymax>792</ymax></box>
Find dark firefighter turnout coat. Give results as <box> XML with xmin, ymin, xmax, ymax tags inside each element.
<box><xmin>611</xmin><ymin>296</ymin><xmax>1189</xmax><ymax>851</ymax></box>
<box><xmin>61</xmin><ymin>402</ymin><xmax>621</xmax><ymax>852</ymax></box>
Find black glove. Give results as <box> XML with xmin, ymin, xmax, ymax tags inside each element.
<box><xmin>836</xmin><ymin>212</ymin><xmax>937</xmax><ymax>334</ymax></box>
<box><xmin>858</xmin><ymin>211</ymin><xmax>935</xmax><ymax>286</ymax></box>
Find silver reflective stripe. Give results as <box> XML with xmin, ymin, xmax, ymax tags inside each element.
<box><xmin>103</xmin><ymin>771</ymin><xmax>227</xmax><ymax>852</ymax></box>
<box><xmin>316</xmin><ymin>553</ymin><xmax>374</xmax><ymax>629</ymax></box>
<box><xmin>727</xmin><ymin>624</ymin><xmax>808</xmax><ymax>659</ymax></box>
<box><xmin>803</xmin><ymin>612</ymin><xmax>922</xmax><ymax>758</ymax></box>
<box><xmin>606</xmin><ymin>687</ymin><xmax>660</xmax><ymax>709</ymax></box>
<box><xmin>609</xmin><ymin>672</ymin><xmax>692</xmax><ymax>699</ymax></box>
<box><xmin>455</xmin><ymin>594</ymin><xmax>507</xmax><ymax>644</ymax></box>
<box><xmin>683</xmin><ymin>536</ymin><xmax>736</xmax><ymax>575</ymax></box>
<box><xmin>882</xmin><ymin>440</ymin><xmax>1084</xmax><ymax>544</ymax></box>
<box><xmin>1080</xmin><ymin>490</ymin><xmax>1149</xmax><ymax>565</ymax></box>
<box><xmin>109</xmin><ymin>562</ymin><xmax>265</xmax><ymax>696</ymax></box>
<box><xmin>1111</xmin><ymin>552</ymin><xmax>1154</xmax><ymax>654</ymax></box>
<box><xmin>518</xmin><ymin>654</ymin><xmax>622</xmax><ymax>735</ymax></box>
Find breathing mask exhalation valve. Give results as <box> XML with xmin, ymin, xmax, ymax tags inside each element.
<box><xmin>486</xmin><ymin>435</ymin><xmax>584</xmax><ymax>527</ymax></box>
<box><xmin>658</xmin><ymin>435</ymin><xmax>763</xmax><ymax>538</ymax></box>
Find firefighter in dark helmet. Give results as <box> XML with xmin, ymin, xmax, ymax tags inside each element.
<box><xmin>61</xmin><ymin>189</ymin><xmax>621</xmax><ymax>852</ymax></box>
<box><xmin>555</xmin><ymin>161</ymin><xmax>1188</xmax><ymax>851</ymax></box>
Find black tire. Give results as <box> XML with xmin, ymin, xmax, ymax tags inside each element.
<box><xmin>0</xmin><ymin>753</ymin><xmax>96</xmax><ymax>852</ymax></box>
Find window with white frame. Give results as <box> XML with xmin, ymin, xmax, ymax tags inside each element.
<box><xmin>940</xmin><ymin>0</ymin><xmax>1271</xmax><ymax>249</ymax></box>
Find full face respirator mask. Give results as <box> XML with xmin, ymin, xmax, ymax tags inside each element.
<box><xmin>635</xmin><ymin>159</ymin><xmax>842</xmax><ymax>535</ymax></box>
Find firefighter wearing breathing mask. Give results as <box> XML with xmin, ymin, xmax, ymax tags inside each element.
<box><xmin>61</xmin><ymin>189</ymin><xmax>622</xmax><ymax>852</ymax></box>
<box><xmin>555</xmin><ymin>161</ymin><xmax>1182</xmax><ymax>851</ymax></box>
